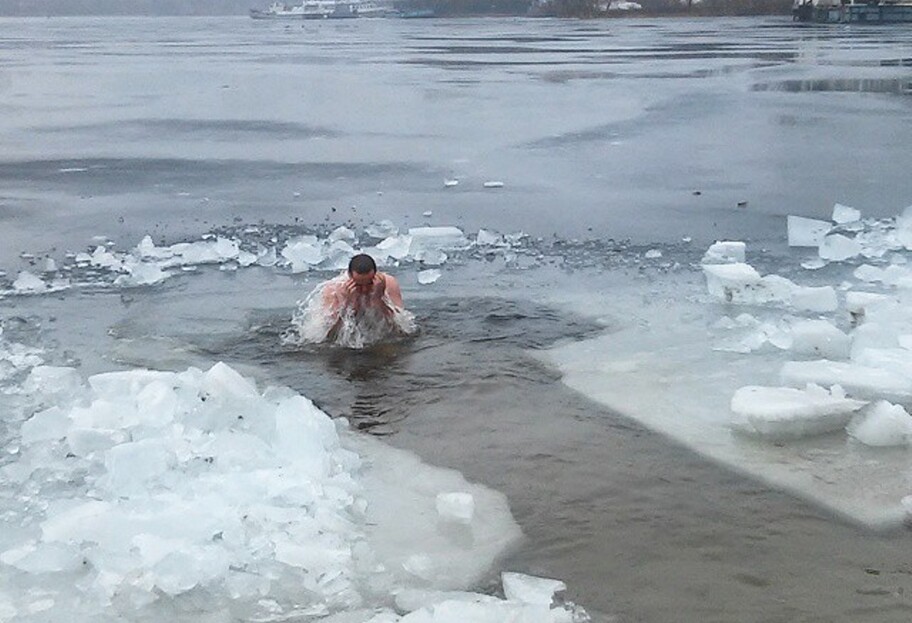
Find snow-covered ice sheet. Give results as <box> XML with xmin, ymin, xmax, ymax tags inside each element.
<box><xmin>540</xmin><ymin>196</ymin><xmax>912</xmax><ymax>530</ymax></box>
<box><xmin>537</xmin><ymin>310</ymin><xmax>912</xmax><ymax>528</ymax></box>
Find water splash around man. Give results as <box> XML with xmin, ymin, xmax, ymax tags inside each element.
<box><xmin>283</xmin><ymin>254</ymin><xmax>416</xmax><ymax>349</ymax></box>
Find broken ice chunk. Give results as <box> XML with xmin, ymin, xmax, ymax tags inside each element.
<box><xmin>790</xmin><ymin>285</ymin><xmax>838</xmax><ymax>313</ymax></box>
<box><xmin>12</xmin><ymin>271</ymin><xmax>47</xmax><ymax>293</ymax></box>
<box><xmin>819</xmin><ymin>234</ymin><xmax>861</xmax><ymax>262</ymax></box>
<box><xmin>407</xmin><ymin>226</ymin><xmax>468</xmax><ymax>252</ymax></box>
<box><xmin>101</xmin><ymin>439</ymin><xmax>175</xmax><ymax>496</ymax></box>
<box><xmin>703</xmin><ymin>263</ymin><xmax>762</xmax><ymax>301</ymax></box>
<box><xmin>0</xmin><ymin>541</ymin><xmax>83</xmax><ymax>574</ymax></box>
<box><xmin>323</xmin><ymin>240</ymin><xmax>356</xmax><ymax>270</ymax></box>
<box><xmin>832</xmin><ymin>203</ymin><xmax>861</xmax><ymax>224</ymax></box>
<box><xmin>847</xmin><ymin>401</ymin><xmax>912</xmax><ymax>447</ymax></box>
<box><xmin>895</xmin><ymin>204</ymin><xmax>912</xmax><ymax>250</ymax></box>
<box><xmin>789</xmin><ymin>320</ymin><xmax>850</xmax><ymax>359</ymax></box>
<box><xmin>329</xmin><ymin>226</ymin><xmax>356</xmax><ymax>242</ymax></box>
<box><xmin>20</xmin><ymin>407</ymin><xmax>70</xmax><ymax>444</ymax></box>
<box><xmin>788</xmin><ymin>216</ymin><xmax>830</xmax><ymax>248</ymax></box>
<box><xmin>256</xmin><ymin>246</ymin><xmax>278</xmax><ymax>267</ymax></box>
<box><xmin>780</xmin><ymin>360</ymin><xmax>912</xmax><ymax>404</ymax></box>
<box><xmin>801</xmin><ymin>258</ymin><xmax>827</xmax><ymax>271</ymax></box>
<box><xmin>476</xmin><ymin>229</ymin><xmax>502</xmax><ymax>246</ymax></box>
<box><xmin>730</xmin><ymin>384</ymin><xmax>866</xmax><ymax>439</ymax></box>
<box><xmin>377</xmin><ymin>234</ymin><xmax>412</xmax><ymax>260</ymax></box>
<box><xmin>846</xmin><ymin>291</ymin><xmax>889</xmax><ymax>320</ymax></box>
<box><xmin>403</xmin><ymin>553</ymin><xmax>434</xmax><ymax>580</ymax></box>
<box><xmin>644</xmin><ymin>249</ymin><xmax>662</xmax><ymax>259</ymax></box>
<box><xmin>417</xmin><ymin>269</ymin><xmax>441</xmax><ymax>285</ymax></box>
<box><xmin>501</xmin><ymin>572</ymin><xmax>565</xmax><ymax>605</ymax></box>
<box><xmin>854</xmin><ymin>347</ymin><xmax>912</xmax><ymax>380</ymax></box>
<box><xmin>281</xmin><ymin>236</ymin><xmax>323</xmax><ymax>273</ymax></box>
<box><xmin>702</xmin><ymin>241</ymin><xmax>746</xmax><ymax>265</ymax></box>
<box><xmin>115</xmin><ymin>260</ymin><xmax>168</xmax><ymax>287</ymax></box>
<box><xmin>365</xmin><ymin>220</ymin><xmax>399</xmax><ymax>239</ymax></box>
<box><xmin>414</xmin><ymin>249</ymin><xmax>447</xmax><ymax>266</ymax></box>
<box><xmin>435</xmin><ymin>492</ymin><xmax>474</xmax><ymax>524</ymax></box>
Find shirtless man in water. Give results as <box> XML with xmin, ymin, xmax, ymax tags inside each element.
<box><xmin>322</xmin><ymin>253</ymin><xmax>404</xmax><ymax>321</ymax></box>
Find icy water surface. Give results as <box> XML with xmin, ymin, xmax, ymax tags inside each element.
<box><xmin>3</xmin><ymin>14</ymin><xmax>912</xmax><ymax>623</ymax></box>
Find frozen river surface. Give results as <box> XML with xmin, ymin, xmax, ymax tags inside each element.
<box><xmin>2</xmin><ymin>14</ymin><xmax>912</xmax><ymax>623</ymax></box>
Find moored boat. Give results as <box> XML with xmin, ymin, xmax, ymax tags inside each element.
<box><xmin>250</xmin><ymin>1</ymin><xmax>362</xmax><ymax>19</ymax></box>
<box><xmin>250</xmin><ymin>2</ymin><xmax>306</xmax><ymax>18</ymax></box>
<box><xmin>793</xmin><ymin>0</ymin><xmax>912</xmax><ymax>23</ymax></box>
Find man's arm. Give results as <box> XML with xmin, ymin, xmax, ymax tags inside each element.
<box><xmin>383</xmin><ymin>274</ymin><xmax>404</xmax><ymax>308</ymax></box>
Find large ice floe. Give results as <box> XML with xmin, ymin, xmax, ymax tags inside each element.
<box><xmin>0</xmin><ymin>346</ymin><xmax>586</xmax><ymax>622</ymax></box>
<box><xmin>542</xmin><ymin>203</ymin><xmax>912</xmax><ymax>529</ymax></box>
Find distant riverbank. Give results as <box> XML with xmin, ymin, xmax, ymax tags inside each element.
<box><xmin>0</xmin><ymin>0</ymin><xmax>793</xmax><ymax>18</ymax></box>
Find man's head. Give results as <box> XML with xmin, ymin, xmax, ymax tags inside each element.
<box><xmin>348</xmin><ymin>253</ymin><xmax>377</xmax><ymax>289</ymax></box>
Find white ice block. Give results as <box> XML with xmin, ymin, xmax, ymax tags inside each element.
<box><xmin>417</xmin><ymin>269</ymin><xmax>442</xmax><ymax>285</ymax></box>
<box><xmin>501</xmin><ymin>572</ymin><xmax>566</xmax><ymax>605</ymax></box>
<box><xmin>847</xmin><ymin>401</ymin><xmax>912</xmax><ymax>447</ymax></box>
<box><xmin>377</xmin><ymin>234</ymin><xmax>413</xmax><ymax>260</ymax></box>
<box><xmin>790</xmin><ymin>285</ymin><xmax>838</xmax><ymax>313</ymax></box>
<box><xmin>789</xmin><ymin>320</ymin><xmax>850</xmax><ymax>359</ymax></box>
<box><xmin>845</xmin><ymin>291</ymin><xmax>889</xmax><ymax>318</ymax></box>
<box><xmin>476</xmin><ymin>229</ymin><xmax>502</xmax><ymax>246</ymax></box>
<box><xmin>12</xmin><ymin>271</ymin><xmax>47</xmax><ymax>293</ymax></box>
<box><xmin>832</xmin><ymin>203</ymin><xmax>861</xmax><ymax>224</ymax></box>
<box><xmin>281</xmin><ymin>236</ymin><xmax>323</xmax><ymax>272</ymax></box>
<box><xmin>435</xmin><ymin>492</ymin><xmax>475</xmax><ymax>524</ymax></box>
<box><xmin>819</xmin><ymin>234</ymin><xmax>862</xmax><ymax>262</ymax></box>
<box><xmin>730</xmin><ymin>385</ymin><xmax>865</xmax><ymax>439</ymax></box>
<box><xmin>787</xmin><ymin>216</ymin><xmax>830</xmax><ymax>248</ymax></box>
<box><xmin>702</xmin><ymin>263</ymin><xmax>762</xmax><ymax>301</ymax></box>
<box><xmin>407</xmin><ymin>227</ymin><xmax>468</xmax><ymax>256</ymax></box>
<box><xmin>365</xmin><ymin>220</ymin><xmax>399</xmax><ymax>239</ymax></box>
<box><xmin>701</xmin><ymin>241</ymin><xmax>746</xmax><ymax>265</ymax></box>
<box><xmin>781</xmin><ymin>360</ymin><xmax>912</xmax><ymax>404</ymax></box>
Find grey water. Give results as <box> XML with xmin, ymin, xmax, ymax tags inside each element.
<box><xmin>4</xmin><ymin>14</ymin><xmax>912</xmax><ymax>623</ymax></box>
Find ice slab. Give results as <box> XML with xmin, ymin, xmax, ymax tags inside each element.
<box><xmin>501</xmin><ymin>572</ymin><xmax>565</xmax><ymax>606</ymax></box>
<box><xmin>538</xmin><ymin>298</ymin><xmax>912</xmax><ymax>528</ymax></box>
<box><xmin>819</xmin><ymin>234</ymin><xmax>862</xmax><ymax>262</ymax></box>
<box><xmin>407</xmin><ymin>227</ymin><xmax>468</xmax><ymax>252</ymax></box>
<box><xmin>701</xmin><ymin>241</ymin><xmax>745</xmax><ymax>265</ymax></box>
<box><xmin>789</xmin><ymin>320</ymin><xmax>849</xmax><ymax>359</ymax></box>
<box><xmin>847</xmin><ymin>401</ymin><xmax>912</xmax><ymax>447</ymax></box>
<box><xmin>780</xmin><ymin>360</ymin><xmax>912</xmax><ymax>405</ymax></box>
<box><xmin>730</xmin><ymin>385</ymin><xmax>865</xmax><ymax>439</ymax></box>
<box><xmin>435</xmin><ymin>492</ymin><xmax>475</xmax><ymax>524</ymax></box>
<box><xmin>832</xmin><ymin>203</ymin><xmax>862</xmax><ymax>224</ymax></box>
<box><xmin>12</xmin><ymin>271</ymin><xmax>47</xmax><ymax>294</ymax></box>
<box><xmin>787</xmin><ymin>216</ymin><xmax>830</xmax><ymax>248</ymax></box>
<box><xmin>475</xmin><ymin>229</ymin><xmax>502</xmax><ymax>247</ymax></box>
<box><xmin>417</xmin><ymin>269</ymin><xmax>442</xmax><ymax>285</ymax></box>
<box><xmin>347</xmin><ymin>433</ymin><xmax>522</xmax><ymax>592</ymax></box>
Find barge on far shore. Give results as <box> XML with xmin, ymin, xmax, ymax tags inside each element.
<box><xmin>793</xmin><ymin>0</ymin><xmax>912</xmax><ymax>22</ymax></box>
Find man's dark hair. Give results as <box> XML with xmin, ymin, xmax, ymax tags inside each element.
<box><xmin>348</xmin><ymin>253</ymin><xmax>377</xmax><ymax>275</ymax></box>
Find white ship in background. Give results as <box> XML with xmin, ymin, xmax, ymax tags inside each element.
<box><xmin>250</xmin><ymin>1</ymin><xmax>398</xmax><ymax>19</ymax></box>
<box><xmin>249</xmin><ymin>2</ymin><xmax>307</xmax><ymax>18</ymax></box>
